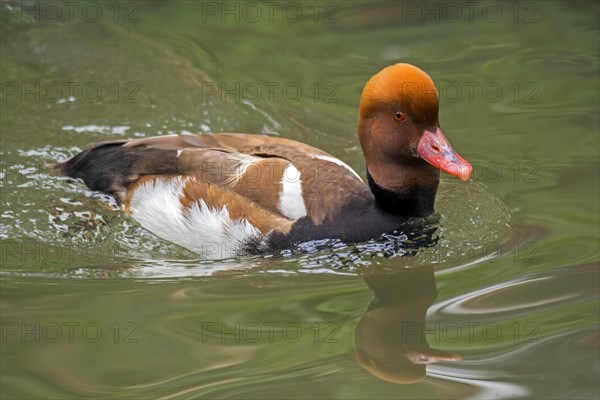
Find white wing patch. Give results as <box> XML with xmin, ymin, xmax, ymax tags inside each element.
<box><xmin>278</xmin><ymin>165</ymin><xmax>307</xmax><ymax>220</ymax></box>
<box><xmin>127</xmin><ymin>176</ymin><xmax>262</xmax><ymax>260</ymax></box>
<box><xmin>314</xmin><ymin>155</ymin><xmax>363</xmax><ymax>182</ymax></box>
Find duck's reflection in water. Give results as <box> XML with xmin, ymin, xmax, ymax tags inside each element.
<box><xmin>355</xmin><ymin>266</ymin><xmax>462</xmax><ymax>384</ymax></box>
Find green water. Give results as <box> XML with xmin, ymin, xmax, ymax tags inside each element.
<box><xmin>1</xmin><ymin>0</ymin><xmax>599</xmax><ymax>398</ymax></box>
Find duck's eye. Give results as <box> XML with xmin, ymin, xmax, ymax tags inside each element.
<box><xmin>393</xmin><ymin>112</ymin><xmax>405</xmax><ymax>122</ymax></box>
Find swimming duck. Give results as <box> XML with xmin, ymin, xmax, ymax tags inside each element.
<box><xmin>50</xmin><ymin>64</ymin><xmax>472</xmax><ymax>259</ymax></box>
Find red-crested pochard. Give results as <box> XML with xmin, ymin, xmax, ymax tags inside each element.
<box><xmin>50</xmin><ymin>64</ymin><xmax>472</xmax><ymax>259</ymax></box>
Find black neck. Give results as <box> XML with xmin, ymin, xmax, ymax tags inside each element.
<box><xmin>367</xmin><ymin>170</ymin><xmax>438</xmax><ymax>218</ymax></box>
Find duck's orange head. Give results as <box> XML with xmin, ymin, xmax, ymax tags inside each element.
<box><xmin>358</xmin><ymin>64</ymin><xmax>472</xmax><ymax>201</ymax></box>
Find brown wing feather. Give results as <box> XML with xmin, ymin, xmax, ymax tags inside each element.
<box><xmin>123</xmin><ymin>133</ymin><xmax>331</xmax><ymax>157</ymax></box>
<box><xmin>177</xmin><ymin>148</ymin><xmax>256</xmax><ymax>186</ymax></box>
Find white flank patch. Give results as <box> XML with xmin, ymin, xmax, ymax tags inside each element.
<box><xmin>127</xmin><ymin>176</ymin><xmax>262</xmax><ymax>260</ymax></box>
<box><xmin>314</xmin><ymin>155</ymin><xmax>363</xmax><ymax>182</ymax></box>
<box><xmin>176</xmin><ymin>149</ymin><xmax>183</xmax><ymax>157</ymax></box>
<box><xmin>278</xmin><ymin>165</ymin><xmax>307</xmax><ymax>220</ymax></box>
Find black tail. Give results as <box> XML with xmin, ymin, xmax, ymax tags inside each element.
<box><xmin>48</xmin><ymin>141</ymin><xmax>178</xmax><ymax>200</ymax></box>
